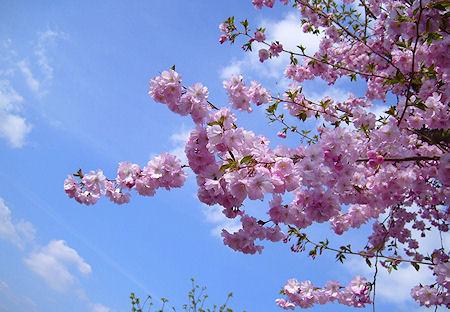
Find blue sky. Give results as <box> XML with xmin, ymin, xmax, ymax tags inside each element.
<box><xmin>0</xmin><ymin>1</ymin><xmax>440</xmax><ymax>311</ymax></box>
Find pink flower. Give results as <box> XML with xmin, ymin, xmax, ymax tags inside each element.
<box><xmin>117</xmin><ymin>162</ymin><xmax>141</xmax><ymax>189</ymax></box>
<box><xmin>148</xmin><ymin>69</ymin><xmax>182</xmax><ymax>109</ymax></box>
<box><xmin>248</xmin><ymin>81</ymin><xmax>271</xmax><ymax>105</ymax></box>
<box><xmin>254</xmin><ymin>30</ymin><xmax>266</xmax><ymax>42</ymax></box>
<box><xmin>275</xmin><ymin>298</ymin><xmax>295</xmax><ymax>310</ymax></box>
<box><xmin>269</xmin><ymin>42</ymin><xmax>283</xmax><ymax>57</ymax></box>
<box><xmin>105</xmin><ymin>181</ymin><xmax>130</xmax><ymax>204</ymax></box>
<box><xmin>258</xmin><ymin>49</ymin><xmax>270</xmax><ymax>62</ymax></box>
<box><xmin>411</xmin><ymin>285</ymin><xmax>440</xmax><ymax>307</ymax></box>
<box><xmin>65</xmin><ymin>3</ymin><xmax>450</xmax><ymax>309</ymax></box>
<box><xmin>223</xmin><ymin>75</ymin><xmax>252</xmax><ymax>112</ymax></box>
<box><xmin>82</xmin><ymin>170</ymin><xmax>106</xmax><ymax>195</ymax></box>
<box><xmin>64</xmin><ymin>176</ymin><xmax>79</xmax><ymax>198</ymax></box>
<box><xmin>438</xmin><ymin>153</ymin><xmax>450</xmax><ymax>186</ymax></box>
<box><xmin>284</xmin><ymin>279</ymin><xmax>300</xmax><ymax>294</ymax></box>
<box><xmin>246</xmin><ymin>167</ymin><xmax>274</xmax><ymax>200</ymax></box>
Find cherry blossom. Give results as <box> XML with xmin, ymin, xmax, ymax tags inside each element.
<box><xmin>66</xmin><ymin>0</ymin><xmax>449</xmax><ymax>309</ymax></box>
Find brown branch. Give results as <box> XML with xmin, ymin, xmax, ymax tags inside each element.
<box><xmin>356</xmin><ymin>156</ymin><xmax>440</xmax><ymax>162</ymax></box>
<box><xmin>243</xmin><ymin>33</ymin><xmax>387</xmax><ymax>79</ymax></box>
<box><xmin>292</xmin><ymin>229</ymin><xmax>436</xmax><ymax>266</ymax></box>
<box><xmin>295</xmin><ymin>0</ymin><xmax>401</xmax><ymax>72</ymax></box>
<box><xmin>398</xmin><ymin>0</ymin><xmax>423</xmax><ymax>126</ymax></box>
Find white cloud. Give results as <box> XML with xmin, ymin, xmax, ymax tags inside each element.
<box><xmin>76</xmin><ymin>289</ymin><xmax>112</xmax><ymax>312</ymax></box>
<box><xmin>24</xmin><ymin>240</ymin><xmax>92</xmax><ymax>292</ymax></box>
<box><xmin>369</xmin><ymin>103</ymin><xmax>389</xmax><ymax>119</ymax></box>
<box><xmin>0</xmin><ymin>279</ymin><xmax>37</xmax><ymax>311</ymax></box>
<box><xmin>0</xmin><ymin>195</ymin><xmax>111</xmax><ymax>310</ymax></box>
<box><xmin>17</xmin><ymin>60</ymin><xmax>40</xmax><ymax>94</ymax></box>
<box><xmin>34</xmin><ymin>29</ymin><xmax>66</xmax><ymax>84</ymax></box>
<box><xmin>0</xmin><ymin>80</ymin><xmax>32</xmax><ymax>148</ymax></box>
<box><xmin>169</xmin><ymin>127</ymin><xmax>192</xmax><ymax>164</ymax></box>
<box><xmin>346</xmin><ymin>257</ymin><xmax>434</xmax><ymax>305</ymax></box>
<box><xmin>1</xmin><ymin>29</ymin><xmax>65</xmax><ymax>100</ymax></box>
<box><xmin>0</xmin><ymin>80</ymin><xmax>23</xmax><ymax>112</ymax></box>
<box><xmin>202</xmin><ymin>204</ymin><xmax>241</xmax><ymax>238</ymax></box>
<box><xmin>0</xmin><ymin>281</ymin><xmax>7</xmax><ymax>289</ymax></box>
<box><xmin>220</xmin><ymin>13</ymin><xmax>322</xmax><ymax>80</ymax></box>
<box><xmin>263</xmin><ymin>12</ymin><xmax>321</xmax><ymax>53</ymax></box>
<box><xmin>0</xmin><ymin>30</ymin><xmax>64</xmax><ymax>147</ymax></box>
<box><xmin>0</xmin><ymin>197</ymin><xmax>35</xmax><ymax>248</ymax></box>
<box><xmin>90</xmin><ymin>303</ymin><xmax>112</xmax><ymax>312</ymax></box>
<box><xmin>304</xmin><ymin>85</ymin><xmax>350</xmax><ymax>103</ymax></box>
<box><xmin>0</xmin><ymin>112</ymin><xmax>32</xmax><ymax>148</ymax></box>
<box><xmin>23</xmin><ymin>240</ymin><xmax>112</xmax><ymax>311</ymax></box>
<box><xmin>345</xmin><ymin>205</ymin><xmax>449</xmax><ymax>306</ymax></box>
<box><xmin>220</xmin><ymin>60</ymin><xmax>244</xmax><ymax>80</ymax></box>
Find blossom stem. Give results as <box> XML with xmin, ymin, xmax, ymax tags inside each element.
<box><xmin>290</xmin><ymin>228</ymin><xmax>435</xmax><ymax>266</ymax></box>
<box><xmin>357</xmin><ymin>156</ymin><xmax>440</xmax><ymax>163</ymax></box>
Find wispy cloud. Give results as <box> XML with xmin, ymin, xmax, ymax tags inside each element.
<box><xmin>202</xmin><ymin>204</ymin><xmax>241</xmax><ymax>238</ymax></box>
<box><xmin>90</xmin><ymin>302</ymin><xmax>112</xmax><ymax>312</ymax></box>
<box><xmin>0</xmin><ymin>197</ymin><xmax>35</xmax><ymax>248</ymax></box>
<box><xmin>17</xmin><ymin>29</ymin><xmax>66</xmax><ymax>97</ymax></box>
<box><xmin>345</xmin><ymin>257</ymin><xmax>434</xmax><ymax>305</ymax></box>
<box><xmin>34</xmin><ymin>29</ymin><xmax>65</xmax><ymax>84</ymax></box>
<box><xmin>0</xmin><ymin>112</ymin><xmax>32</xmax><ymax>148</ymax></box>
<box><xmin>304</xmin><ymin>85</ymin><xmax>350</xmax><ymax>103</ymax></box>
<box><xmin>17</xmin><ymin>60</ymin><xmax>40</xmax><ymax>94</ymax></box>
<box><xmin>0</xmin><ymin>80</ymin><xmax>32</xmax><ymax>148</ymax></box>
<box><xmin>220</xmin><ymin>12</ymin><xmax>322</xmax><ymax>81</ymax></box>
<box><xmin>220</xmin><ymin>60</ymin><xmax>243</xmax><ymax>81</ymax></box>
<box><xmin>0</xmin><ymin>280</ymin><xmax>37</xmax><ymax>312</ymax></box>
<box><xmin>169</xmin><ymin>127</ymin><xmax>191</xmax><ymax>164</ymax></box>
<box><xmin>345</xmin><ymin>205</ymin><xmax>449</xmax><ymax>307</ymax></box>
<box><xmin>0</xmin><ymin>196</ymin><xmax>111</xmax><ymax>311</ymax></box>
<box><xmin>24</xmin><ymin>240</ymin><xmax>92</xmax><ymax>292</ymax></box>
<box><xmin>0</xmin><ymin>29</ymin><xmax>65</xmax><ymax>147</ymax></box>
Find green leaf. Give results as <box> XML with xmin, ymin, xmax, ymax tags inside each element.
<box><xmin>240</xmin><ymin>155</ymin><xmax>254</xmax><ymax>165</ymax></box>
<box><xmin>384</xmin><ymin>70</ymin><xmax>406</xmax><ymax>85</ymax></box>
<box><xmin>290</xmin><ymin>53</ymin><xmax>298</xmax><ymax>65</ymax></box>
<box><xmin>297</xmin><ymin>45</ymin><xmax>306</xmax><ymax>54</ymax></box>
<box><xmin>296</xmin><ymin>111</ymin><xmax>307</xmax><ymax>121</ymax></box>
<box><xmin>385</xmin><ymin>106</ymin><xmax>397</xmax><ymax>116</ymax></box>
<box><xmin>425</xmin><ymin>32</ymin><xmax>444</xmax><ymax>44</ymax></box>
<box><xmin>266</xmin><ymin>102</ymin><xmax>278</xmax><ymax>114</ymax></box>
<box><xmin>207</xmin><ymin>115</ymin><xmax>226</xmax><ymax>127</ymax></box>
<box><xmin>242</xmin><ymin>41</ymin><xmax>252</xmax><ymax>52</ymax></box>
<box><xmin>414</xmin><ymin>100</ymin><xmax>427</xmax><ymax>111</ymax></box>
<box><xmin>220</xmin><ymin>162</ymin><xmax>236</xmax><ymax>172</ymax></box>
<box><xmin>430</xmin><ymin>0</ymin><xmax>450</xmax><ymax>10</ymax></box>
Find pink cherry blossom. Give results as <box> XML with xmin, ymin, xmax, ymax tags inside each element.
<box><xmin>66</xmin><ymin>0</ymin><xmax>450</xmax><ymax>309</ymax></box>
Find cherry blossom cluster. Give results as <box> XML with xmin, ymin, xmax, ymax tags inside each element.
<box><xmin>222</xmin><ymin>214</ymin><xmax>284</xmax><ymax>254</ymax></box>
<box><xmin>252</xmin><ymin>0</ymin><xmax>289</xmax><ymax>10</ymax></box>
<box><xmin>258</xmin><ymin>42</ymin><xmax>284</xmax><ymax>63</ymax></box>
<box><xmin>149</xmin><ymin>69</ymin><xmax>210</xmax><ymax>124</ymax></box>
<box><xmin>64</xmin><ymin>153</ymin><xmax>186</xmax><ymax>205</ymax></box>
<box><xmin>410</xmin><ymin>251</ymin><xmax>450</xmax><ymax>307</ymax></box>
<box><xmin>223</xmin><ymin>75</ymin><xmax>271</xmax><ymax>112</ymax></box>
<box><xmin>276</xmin><ymin>276</ymin><xmax>371</xmax><ymax>309</ymax></box>
<box><xmin>66</xmin><ymin>0</ymin><xmax>450</xmax><ymax>309</ymax></box>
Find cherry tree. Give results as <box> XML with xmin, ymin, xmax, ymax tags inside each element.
<box><xmin>65</xmin><ymin>0</ymin><xmax>449</xmax><ymax>309</ymax></box>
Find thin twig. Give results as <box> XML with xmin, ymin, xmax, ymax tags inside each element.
<box><xmin>398</xmin><ymin>0</ymin><xmax>423</xmax><ymax>126</ymax></box>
